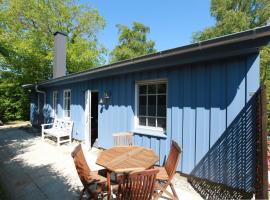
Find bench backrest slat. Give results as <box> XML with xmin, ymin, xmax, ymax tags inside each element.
<box><xmin>52</xmin><ymin>119</ymin><xmax>73</xmax><ymax>134</ymax></box>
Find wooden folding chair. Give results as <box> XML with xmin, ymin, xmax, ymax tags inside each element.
<box><xmin>154</xmin><ymin>140</ymin><xmax>182</xmax><ymax>200</ymax></box>
<box><xmin>71</xmin><ymin>144</ymin><xmax>107</xmax><ymax>200</ymax></box>
<box><xmin>113</xmin><ymin>132</ymin><xmax>133</xmax><ymax>146</ymax></box>
<box><xmin>115</xmin><ymin>169</ymin><xmax>159</xmax><ymax>200</ymax></box>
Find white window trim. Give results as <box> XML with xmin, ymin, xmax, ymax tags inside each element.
<box><xmin>63</xmin><ymin>89</ymin><xmax>71</xmax><ymax>119</ymax></box>
<box><xmin>52</xmin><ymin>91</ymin><xmax>58</xmax><ymax>117</ymax></box>
<box><xmin>134</xmin><ymin>79</ymin><xmax>167</xmax><ymax>134</ymax></box>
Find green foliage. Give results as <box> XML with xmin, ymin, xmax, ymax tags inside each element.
<box><xmin>0</xmin><ymin>71</ymin><xmax>30</xmax><ymax>122</ymax></box>
<box><xmin>0</xmin><ymin>0</ymin><xmax>106</xmax><ymax>122</ymax></box>
<box><xmin>192</xmin><ymin>0</ymin><xmax>270</xmax><ymax>42</ymax></box>
<box><xmin>110</xmin><ymin>22</ymin><xmax>156</xmax><ymax>63</ymax></box>
<box><xmin>192</xmin><ymin>0</ymin><xmax>270</xmax><ymax>132</ymax></box>
<box><xmin>260</xmin><ymin>47</ymin><xmax>270</xmax><ymax>132</ymax></box>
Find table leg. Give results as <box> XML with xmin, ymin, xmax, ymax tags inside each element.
<box><xmin>107</xmin><ymin>170</ymin><xmax>112</xmax><ymax>200</ymax></box>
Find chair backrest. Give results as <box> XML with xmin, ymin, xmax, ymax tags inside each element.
<box><xmin>71</xmin><ymin>144</ymin><xmax>92</xmax><ymax>187</ymax></box>
<box><xmin>113</xmin><ymin>132</ymin><xmax>133</xmax><ymax>146</ymax></box>
<box><xmin>164</xmin><ymin>140</ymin><xmax>182</xmax><ymax>178</ymax></box>
<box><xmin>116</xmin><ymin>169</ymin><xmax>159</xmax><ymax>200</ymax></box>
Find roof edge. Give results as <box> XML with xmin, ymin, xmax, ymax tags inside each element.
<box><xmin>39</xmin><ymin>25</ymin><xmax>270</xmax><ymax>87</ymax></box>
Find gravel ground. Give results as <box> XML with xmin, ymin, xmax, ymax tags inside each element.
<box><xmin>0</xmin><ymin>123</ymin><xmax>202</xmax><ymax>200</ymax></box>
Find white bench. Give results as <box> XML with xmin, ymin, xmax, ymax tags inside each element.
<box><xmin>41</xmin><ymin>119</ymin><xmax>73</xmax><ymax>146</ymax></box>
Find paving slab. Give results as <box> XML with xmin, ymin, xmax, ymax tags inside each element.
<box><xmin>0</xmin><ymin>124</ymin><xmax>202</xmax><ymax>200</ymax></box>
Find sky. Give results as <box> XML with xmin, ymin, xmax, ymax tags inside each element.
<box><xmin>86</xmin><ymin>0</ymin><xmax>215</xmax><ymax>59</ymax></box>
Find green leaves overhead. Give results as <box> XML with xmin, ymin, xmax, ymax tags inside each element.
<box><xmin>0</xmin><ymin>0</ymin><xmax>106</xmax><ymax>122</ymax></box>
<box><xmin>0</xmin><ymin>0</ymin><xmax>106</xmax><ymax>82</ymax></box>
<box><xmin>110</xmin><ymin>22</ymin><xmax>156</xmax><ymax>63</ymax></box>
<box><xmin>192</xmin><ymin>0</ymin><xmax>270</xmax><ymax>42</ymax></box>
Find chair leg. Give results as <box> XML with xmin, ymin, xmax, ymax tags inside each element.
<box><xmin>79</xmin><ymin>187</ymin><xmax>86</xmax><ymax>200</ymax></box>
<box><xmin>86</xmin><ymin>187</ymin><xmax>98</xmax><ymax>200</ymax></box>
<box><xmin>153</xmin><ymin>191</ymin><xmax>162</xmax><ymax>200</ymax></box>
<box><xmin>154</xmin><ymin>181</ymin><xmax>178</xmax><ymax>200</ymax></box>
<box><xmin>170</xmin><ymin>183</ymin><xmax>179</xmax><ymax>200</ymax></box>
<box><xmin>163</xmin><ymin>188</ymin><xmax>177</xmax><ymax>200</ymax></box>
<box><xmin>57</xmin><ymin>137</ymin><xmax>60</xmax><ymax>146</ymax></box>
<box><xmin>153</xmin><ymin>182</ymin><xmax>164</xmax><ymax>200</ymax></box>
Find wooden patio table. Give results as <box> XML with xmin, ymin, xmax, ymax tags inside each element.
<box><xmin>96</xmin><ymin>146</ymin><xmax>159</xmax><ymax>199</ymax></box>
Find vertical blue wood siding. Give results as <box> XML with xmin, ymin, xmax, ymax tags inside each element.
<box><xmin>188</xmin><ymin>55</ymin><xmax>259</xmax><ymax>193</ymax></box>
<box><xmin>31</xmin><ymin>53</ymin><xmax>260</xmax><ymax>193</ymax></box>
<box><xmin>30</xmin><ymin>92</ymin><xmax>39</xmax><ymax>126</ymax></box>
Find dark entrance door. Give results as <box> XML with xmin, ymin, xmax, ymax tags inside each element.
<box><xmin>91</xmin><ymin>92</ymin><xmax>99</xmax><ymax>147</ymax></box>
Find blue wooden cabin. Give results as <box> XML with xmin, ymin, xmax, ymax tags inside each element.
<box><xmin>27</xmin><ymin>26</ymin><xmax>270</xmax><ymax>195</ymax></box>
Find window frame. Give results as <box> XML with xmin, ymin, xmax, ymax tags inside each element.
<box><xmin>135</xmin><ymin>79</ymin><xmax>167</xmax><ymax>132</ymax></box>
<box><xmin>63</xmin><ymin>89</ymin><xmax>71</xmax><ymax>118</ymax></box>
<box><xmin>52</xmin><ymin>91</ymin><xmax>58</xmax><ymax>117</ymax></box>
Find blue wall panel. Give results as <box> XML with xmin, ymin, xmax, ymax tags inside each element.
<box><xmin>169</xmin><ymin>68</ymin><xmax>184</xmax><ymax>170</ymax></box>
<box><xmin>210</xmin><ymin>62</ymin><xmax>226</xmax><ymax>147</ymax></box>
<box><xmin>227</xmin><ymin>59</ymin><xmax>246</xmax><ymax>127</ymax></box>
<box><xmin>126</xmin><ymin>74</ymin><xmax>134</xmax><ymax>131</ymax></box>
<box><xmin>244</xmin><ymin>54</ymin><xmax>259</xmax><ymax>190</ymax></box>
<box><xmin>195</xmin><ymin>64</ymin><xmax>210</xmax><ymax>165</ymax></box>
<box><xmin>182</xmin><ymin>66</ymin><xmax>196</xmax><ymax>173</ymax></box>
<box><xmin>190</xmin><ymin>55</ymin><xmax>259</xmax><ymax>192</ymax></box>
<box><xmin>33</xmin><ymin>53</ymin><xmax>260</xmax><ymax>193</ymax></box>
<box><xmin>30</xmin><ymin>92</ymin><xmax>39</xmax><ymax>126</ymax></box>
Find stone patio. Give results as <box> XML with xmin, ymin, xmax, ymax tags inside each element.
<box><xmin>0</xmin><ymin>122</ymin><xmax>202</xmax><ymax>200</ymax></box>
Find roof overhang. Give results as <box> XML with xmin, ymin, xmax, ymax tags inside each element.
<box><xmin>38</xmin><ymin>25</ymin><xmax>270</xmax><ymax>87</ymax></box>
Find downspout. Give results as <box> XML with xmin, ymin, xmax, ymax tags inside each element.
<box><xmin>35</xmin><ymin>84</ymin><xmax>46</xmax><ymax>123</ymax></box>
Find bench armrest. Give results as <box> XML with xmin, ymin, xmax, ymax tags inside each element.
<box><xmin>41</xmin><ymin>123</ymin><xmax>53</xmax><ymax>129</ymax></box>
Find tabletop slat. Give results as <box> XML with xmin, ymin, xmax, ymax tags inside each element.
<box><xmin>96</xmin><ymin>146</ymin><xmax>159</xmax><ymax>173</ymax></box>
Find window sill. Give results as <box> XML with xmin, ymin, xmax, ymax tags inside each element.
<box><xmin>132</xmin><ymin>128</ymin><xmax>167</xmax><ymax>138</ymax></box>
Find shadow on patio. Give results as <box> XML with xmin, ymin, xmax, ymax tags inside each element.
<box><xmin>0</xmin><ymin>126</ymin><xmax>81</xmax><ymax>200</ymax></box>
<box><xmin>0</xmin><ymin>124</ymin><xmax>203</xmax><ymax>200</ymax></box>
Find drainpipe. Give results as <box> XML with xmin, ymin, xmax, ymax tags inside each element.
<box><xmin>35</xmin><ymin>84</ymin><xmax>46</xmax><ymax>124</ymax></box>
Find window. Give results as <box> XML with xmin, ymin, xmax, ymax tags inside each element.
<box><xmin>63</xmin><ymin>89</ymin><xmax>71</xmax><ymax>118</ymax></box>
<box><xmin>52</xmin><ymin>91</ymin><xmax>58</xmax><ymax>116</ymax></box>
<box><xmin>136</xmin><ymin>81</ymin><xmax>167</xmax><ymax>130</ymax></box>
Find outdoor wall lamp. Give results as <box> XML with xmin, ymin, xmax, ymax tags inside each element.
<box><xmin>99</xmin><ymin>91</ymin><xmax>111</xmax><ymax>104</ymax></box>
<box><xmin>99</xmin><ymin>97</ymin><xmax>103</xmax><ymax>104</ymax></box>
